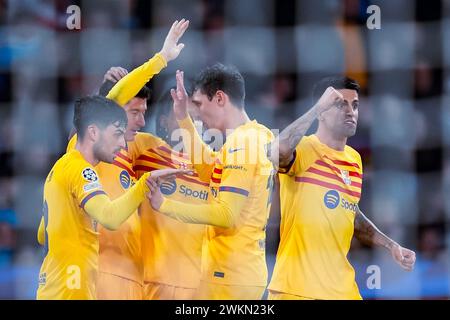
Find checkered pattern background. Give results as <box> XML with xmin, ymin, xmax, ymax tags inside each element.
<box><xmin>0</xmin><ymin>0</ymin><xmax>449</xmax><ymax>298</ymax></box>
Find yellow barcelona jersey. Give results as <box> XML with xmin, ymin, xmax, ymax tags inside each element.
<box><xmin>130</xmin><ymin>132</ymin><xmax>207</xmax><ymax>289</ymax></box>
<box><xmin>67</xmin><ymin>134</ymin><xmax>142</xmax><ymax>284</ymax></box>
<box><xmin>37</xmin><ymin>150</ymin><xmax>106</xmax><ymax>300</ymax></box>
<box><xmin>167</xmin><ymin>119</ymin><xmax>275</xmax><ymax>287</ymax></box>
<box><xmin>202</xmin><ymin>121</ymin><xmax>274</xmax><ymax>286</ymax></box>
<box><xmin>39</xmin><ymin>51</ymin><xmax>168</xmax><ymax>292</ymax></box>
<box><xmin>268</xmin><ymin>134</ymin><xmax>363</xmax><ymax>300</ymax></box>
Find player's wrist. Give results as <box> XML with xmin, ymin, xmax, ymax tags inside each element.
<box><xmin>312</xmin><ymin>103</ymin><xmax>323</xmax><ymax>118</ymax></box>
<box><xmin>385</xmin><ymin>240</ymin><xmax>398</xmax><ymax>251</ymax></box>
<box><xmin>159</xmin><ymin>47</ymin><xmax>176</xmax><ymax>63</ymax></box>
<box><xmin>175</xmin><ymin>112</ymin><xmax>190</xmax><ymax>122</ymax></box>
<box><xmin>158</xmin><ymin>196</ymin><xmax>169</xmax><ymax>212</ymax></box>
<box><xmin>158</xmin><ymin>50</ymin><xmax>170</xmax><ymax>63</ymax></box>
<box><xmin>137</xmin><ymin>172</ymin><xmax>151</xmax><ymax>194</ymax></box>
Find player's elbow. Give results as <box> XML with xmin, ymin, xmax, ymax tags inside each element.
<box><xmin>104</xmin><ymin>223</ymin><xmax>120</xmax><ymax>231</ymax></box>
<box><xmin>277</xmin><ymin>143</ymin><xmax>294</xmax><ymax>168</ymax></box>
<box><xmin>98</xmin><ymin>219</ymin><xmax>120</xmax><ymax>231</ymax></box>
<box><xmin>215</xmin><ymin>209</ymin><xmax>237</xmax><ymax>228</ymax></box>
<box><xmin>268</xmin><ymin>135</ymin><xmax>289</xmax><ymax>166</ymax></box>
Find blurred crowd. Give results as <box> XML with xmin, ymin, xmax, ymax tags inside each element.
<box><xmin>0</xmin><ymin>0</ymin><xmax>449</xmax><ymax>298</ymax></box>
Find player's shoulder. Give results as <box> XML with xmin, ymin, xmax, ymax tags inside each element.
<box><xmin>246</xmin><ymin>120</ymin><xmax>273</xmax><ymax>136</ymax></box>
<box><xmin>132</xmin><ymin>132</ymin><xmax>166</xmax><ymax>151</ymax></box>
<box><xmin>296</xmin><ymin>134</ymin><xmax>317</xmax><ymax>151</ymax></box>
<box><xmin>231</xmin><ymin>120</ymin><xmax>274</xmax><ymax>146</ymax></box>
<box><xmin>59</xmin><ymin>150</ymin><xmax>97</xmax><ymax>181</ymax></box>
<box><xmin>135</xmin><ymin>132</ymin><xmax>162</xmax><ymax>143</ymax></box>
<box><xmin>61</xmin><ymin>150</ymin><xmax>97</xmax><ymax>177</ymax></box>
<box><xmin>344</xmin><ymin>144</ymin><xmax>362</xmax><ymax>166</ymax></box>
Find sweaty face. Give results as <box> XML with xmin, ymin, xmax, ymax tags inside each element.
<box><xmin>93</xmin><ymin>122</ymin><xmax>126</xmax><ymax>163</ymax></box>
<box><xmin>124</xmin><ymin>97</ymin><xmax>147</xmax><ymax>141</ymax></box>
<box><xmin>191</xmin><ymin>90</ymin><xmax>224</xmax><ymax>131</ymax></box>
<box><xmin>321</xmin><ymin>89</ymin><xmax>359</xmax><ymax>139</ymax></box>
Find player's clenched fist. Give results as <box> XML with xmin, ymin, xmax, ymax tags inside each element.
<box><xmin>391</xmin><ymin>244</ymin><xmax>416</xmax><ymax>272</ymax></box>
<box><xmin>316</xmin><ymin>86</ymin><xmax>344</xmax><ymax>114</ymax></box>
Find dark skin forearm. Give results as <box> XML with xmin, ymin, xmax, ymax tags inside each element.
<box><xmin>354</xmin><ymin>206</ymin><xmax>397</xmax><ymax>250</ymax></box>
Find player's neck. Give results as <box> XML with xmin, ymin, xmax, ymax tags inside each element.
<box><xmin>224</xmin><ymin>108</ymin><xmax>250</xmax><ymax>136</ymax></box>
<box><xmin>315</xmin><ymin>129</ymin><xmax>347</xmax><ymax>151</ymax></box>
<box><xmin>76</xmin><ymin>142</ymin><xmax>100</xmax><ymax>166</ymax></box>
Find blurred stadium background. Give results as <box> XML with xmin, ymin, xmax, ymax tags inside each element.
<box><xmin>0</xmin><ymin>0</ymin><xmax>449</xmax><ymax>299</ymax></box>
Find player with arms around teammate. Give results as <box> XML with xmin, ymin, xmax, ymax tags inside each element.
<box><xmin>268</xmin><ymin>76</ymin><xmax>416</xmax><ymax>300</ymax></box>
<box><xmin>147</xmin><ymin>66</ymin><xmax>275</xmax><ymax>300</ymax></box>
<box><xmin>37</xmin><ymin>96</ymin><xmax>188</xmax><ymax>300</ymax></box>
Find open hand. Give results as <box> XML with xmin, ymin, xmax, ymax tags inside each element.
<box><xmin>171</xmin><ymin>70</ymin><xmax>189</xmax><ymax>120</ymax></box>
<box><xmin>159</xmin><ymin>19</ymin><xmax>190</xmax><ymax>63</ymax></box>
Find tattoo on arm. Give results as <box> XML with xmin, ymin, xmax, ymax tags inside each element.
<box><xmin>270</xmin><ymin>106</ymin><xmax>319</xmax><ymax>168</ymax></box>
<box><xmin>354</xmin><ymin>207</ymin><xmax>396</xmax><ymax>250</ymax></box>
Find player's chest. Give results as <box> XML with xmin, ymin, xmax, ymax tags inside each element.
<box><xmin>96</xmin><ymin>165</ymin><xmax>136</xmax><ymax>196</ymax></box>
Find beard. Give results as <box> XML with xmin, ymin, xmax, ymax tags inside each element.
<box><xmin>343</xmin><ymin>125</ymin><xmax>357</xmax><ymax>138</ymax></box>
<box><xmin>333</xmin><ymin>123</ymin><xmax>357</xmax><ymax>140</ymax></box>
<box><xmin>93</xmin><ymin>140</ymin><xmax>114</xmax><ymax>164</ymax></box>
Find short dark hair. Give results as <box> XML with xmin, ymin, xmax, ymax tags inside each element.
<box><xmin>98</xmin><ymin>80</ymin><xmax>151</xmax><ymax>101</ymax></box>
<box><xmin>312</xmin><ymin>76</ymin><xmax>360</xmax><ymax>104</ymax></box>
<box><xmin>192</xmin><ymin>63</ymin><xmax>246</xmax><ymax>109</ymax></box>
<box><xmin>73</xmin><ymin>95</ymin><xmax>127</xmax><ymax>140</ymax></box>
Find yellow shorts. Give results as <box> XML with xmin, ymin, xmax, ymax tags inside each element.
<box><xmin>268</xmin><ymin>290</ymin><xmax>314</xmax><ymax>300</ymax></box>
<box><xmin>196</xmin><ymin>281</ymin><xmax>265</xmax><ymax>300</ymax></box>
<box><xmin>96</xmin><ymin>272</ymin><xmax>143</xmax><ymax>300</ymax></box>
<box><xmin>143</xmin><ymin>282</ymin><xmax>197</xmax><ymax>300</ymax></box>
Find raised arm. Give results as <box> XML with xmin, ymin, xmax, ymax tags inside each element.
<box><xmin>107</xmin><ymin>19</ymin><xmax>190</xmax><ymax>106</ymax></box>
<box><xmin>354</xmin><ymin>206</ymin><xmax>416</xmax><ymax>271</ymax></box>
<box><xmin>171</xmin><ymin>70</ymin><xmax>218</xmax><ymax>181</ymax></box>
<box><xmin>66</xmin><ymin>19</ymin><xmax>190</xmax><ymax>144</ymax></box>
<box><xmin>269</xmin><ymin>87</ymin><xmax>344</xmax><ymax>169</ymax></box>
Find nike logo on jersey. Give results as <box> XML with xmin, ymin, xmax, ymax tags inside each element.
<box><xmin>228</xmin><ymin>147</ymin><xmax>244</xmax><ymax>154</ymax></box>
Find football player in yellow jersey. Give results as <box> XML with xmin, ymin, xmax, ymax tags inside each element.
<box><xmin>267</xmin><ymin>76</ymin><xmax>416</xmax><ymax>300</ymax></box>
<box><xmin>86</xmin><ymin>79</ymin><xmax>149</xmax><ymax>300</ymax></box>
<box><xmin>37</xmin><ymin>96</ymin><xmax>188</xmax><ymax>300</ymax></box>
<box><xmin>147</xmin><ymin>65</ymin><xmax>275</xmax><ymax>300</ymax></box>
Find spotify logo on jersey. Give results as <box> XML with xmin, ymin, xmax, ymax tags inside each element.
<box><xmin>324</xmin><ymin>190</ymin><xmax>340</xmax><ymax>209</ymax></box>
<box><xmin>160</xmin><ymin>180</ymin><xmax>177</xmax><ymax>195</ymax></box>
<box><xmin>119</xmin><ymin>170</ymin><xmax>131</xmax><ymax>189</ymax></box>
